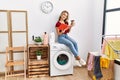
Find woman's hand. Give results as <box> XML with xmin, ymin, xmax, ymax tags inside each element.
<box><xmin>62</xmin><ymin>30</ymin><xmax>66</xmax><ymax>33</ymax></box>
<box><xmin>56</xmin><ymin>27</ymin><xmax>62</xmax><ymax>35</ymax></box>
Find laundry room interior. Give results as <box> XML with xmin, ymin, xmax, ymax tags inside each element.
<box><xmin>0</xmin><ymin>0</ymin><xmax>120</xmax><ymax>80</ymax></box>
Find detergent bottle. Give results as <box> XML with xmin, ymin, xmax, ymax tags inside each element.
<box><xmin>43</xmin><ymin>32</ymin><xmax>49</xmax><ymax>45</ymax></box>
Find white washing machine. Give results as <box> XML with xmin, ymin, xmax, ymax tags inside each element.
<box><xmin>50</xmin><ymin>43</ymin><xmax>73</xmax><ymax>76</ymax></box>
<box><xmin>114</xmin><ymin>59</ymin><xmax>120</xmax><ymax>80</ymax></box>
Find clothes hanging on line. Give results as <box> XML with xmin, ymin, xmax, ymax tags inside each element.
<box><xmin>102</xmin><ymin>37</ymin><xmax>120</xmax><ymax>60</ymax></box>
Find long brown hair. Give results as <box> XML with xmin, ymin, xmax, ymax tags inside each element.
<box><xmin>58</xmin><ymin>10</ymin><xmax>69</xmax><ymax>23</ymax></box>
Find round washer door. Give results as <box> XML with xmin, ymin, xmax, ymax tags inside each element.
<box><xmin>53</xmin><ymin>51</ymin><xmax>72</xmax><ymax>70</ymax></box>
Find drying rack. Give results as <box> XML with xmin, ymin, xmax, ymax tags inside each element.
<box><xmin>102</xmin><ymin>34</ymin><xmax>120</xmax><ymax>54</ymax></box>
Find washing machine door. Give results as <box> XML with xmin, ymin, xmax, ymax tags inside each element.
<box><xmin>53</xmin><ymin>51</ymin><xmax>72</xmax><ymax>70</ymax></box>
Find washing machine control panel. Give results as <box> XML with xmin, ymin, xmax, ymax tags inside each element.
<box><xmin>51</xmin><ymin>45</ymin><xmax>60</xmax><ymax>50</ymax></box>
<box><xmin>50</xmin><ymin>43</ymin><xmax>70</xmax><ymax>51</ymax></box>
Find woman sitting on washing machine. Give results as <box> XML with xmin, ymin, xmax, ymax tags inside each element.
<box><xmin>55</xmin><ymin>10</ymin><xmax>86</xmax><ymax>67</ymax></box>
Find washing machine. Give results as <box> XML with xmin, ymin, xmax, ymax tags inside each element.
<box><xmin>50</xmin><ymin>43</ymin><xmax>73</xmax><ymax>76</ymax></box>
<box><xmin>114</xmin><ymin>59</ymin><xmax>120</xmax><ymax>80</ymax></box>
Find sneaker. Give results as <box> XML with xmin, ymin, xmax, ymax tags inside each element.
<box><xmin>79</xmin><ymin>58</ymin><xmax>86</xmax><ymax>66</ymax></box>
<box><xmin>75</xmin><ymin>60</ymin><xmax>82</xmax><ymax>67</ymax></box>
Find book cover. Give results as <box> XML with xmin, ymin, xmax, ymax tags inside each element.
<box><xmin>58</xmin><ymin>24</ymin><xmax>68</xmax><ymax>31</ymax></box>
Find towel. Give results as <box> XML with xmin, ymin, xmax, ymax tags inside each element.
<box><xmin>87</xmin><ymin>53</ymin><xmax>94</xmax><ymax>71</ymax></box>
<box><xmin>94</xmin><ymin>56</ymin><xmax>103</xmax><ymax>79</ymax></box>
<box><xmin>100</xmin><ymin>57</ymin><xmax>110</xmax><ymax>68</ymax></box>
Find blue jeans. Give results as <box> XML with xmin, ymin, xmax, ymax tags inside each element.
<box><xmin>58</xmin><ymin>34</ymin><xmax>79</xmax><ymax>57</ymax></box>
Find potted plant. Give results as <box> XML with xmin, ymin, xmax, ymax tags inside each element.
<box><xmin>34</xmin><ymin>36</ymin><xmax>42</xmax><ymax>45</ymax></box>
<box><xmin>36</xmin><ymin>50</ymin><xmax>42</xmax><ymax>60</ymax></box>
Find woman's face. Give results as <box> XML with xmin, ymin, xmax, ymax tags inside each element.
<box><xmin>60</xmin><ymin>12</ymin><xmax>68</xmax><ymax>20</ymax></box>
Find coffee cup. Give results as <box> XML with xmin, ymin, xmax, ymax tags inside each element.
<box><xmin>71</xmin><ymin>20</ymin><xmax>75</xmax><ymax>26</ymax></box>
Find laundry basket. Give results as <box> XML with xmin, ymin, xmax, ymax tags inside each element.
<box><xmin>87</xmin><ymin>52</ymin><xmax>114</xmax><ymax>80</ymax></box>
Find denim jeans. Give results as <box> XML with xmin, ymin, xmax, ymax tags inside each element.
<box><xmin>58</xmin><ymin>34</ymin><xmax>79</xmax><ymax>57</ymax></box>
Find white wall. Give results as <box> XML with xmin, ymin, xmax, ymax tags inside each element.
<box><xmin>93</xmin><ymin>0</ymin><xmax>104</xmax><ymax>52</ymax></box>
<box><xmin>0</xmin><ymin>0</ymin><xmax>104</xmax><ymax>72</ymax></box>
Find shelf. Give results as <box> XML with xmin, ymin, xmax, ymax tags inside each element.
<box><xmin>28</xmin><ymin>44</ymin><xmax>49</xmax><ymax>47</ymax></box>
<box><xmin>27</xmin><ymin>44</ymin><xmax>49</xmax><ymax>78</ymax></box>
<box><xmin>6</xmin><ymin>60</ymin><xmax>24</xmax><ymax>66</ymax></box>
<box><xmin>29</xmin><ymin>59</ymin><xmax>48</xmax><ymax>65</ymax></box>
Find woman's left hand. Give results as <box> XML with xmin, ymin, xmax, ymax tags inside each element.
<box><xmin>71</xmin><ymin>20</ymin><xmax>75</xmax><ymax>27</ymax></box>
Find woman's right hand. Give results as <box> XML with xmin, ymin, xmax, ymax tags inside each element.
<box><xmin>56</xmin><ymin>27</ymin><xmax>63</xmax><ymax>35</ymax></box>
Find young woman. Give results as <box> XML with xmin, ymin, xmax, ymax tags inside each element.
<box><xmin>55</xmin><ymin>10</ymin><xmax>86</xmax><ymax>67</ymax></box>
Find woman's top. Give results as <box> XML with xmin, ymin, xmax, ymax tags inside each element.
<box><xmin>55</xmin><ymin>21</ymin><xmax>70</xmax><ymax>34</ymax></box>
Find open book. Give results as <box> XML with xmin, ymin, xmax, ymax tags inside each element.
<box><xmin>58</xmin><ymin>24</ymin><xmax>68</xmax><ymax>31</ymax></box>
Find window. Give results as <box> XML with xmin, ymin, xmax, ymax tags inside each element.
<box><xmin>103</xmin><ymin>0</ymin><xmax>120</xmax><ymax>35</ymax></box>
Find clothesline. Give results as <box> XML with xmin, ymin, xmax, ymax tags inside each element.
<box><xmin>102</xmin><ymin>34</ymin><xmax>120</xmax><ymax>37</ymax></box>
